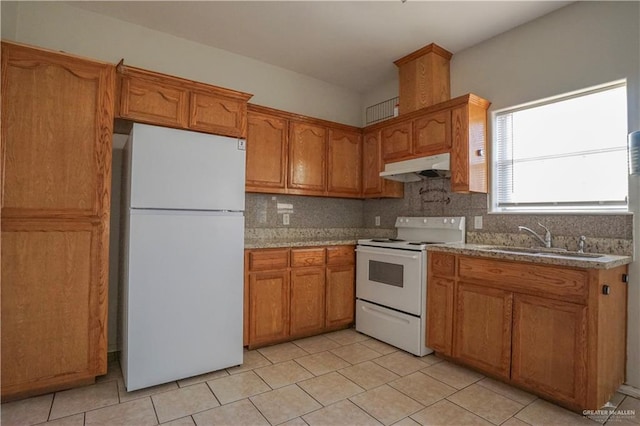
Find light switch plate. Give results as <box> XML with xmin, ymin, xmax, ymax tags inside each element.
<box><xmin>283</xmin><ymin>213</ymin><xmax>290</xmax><ymax>225</ymax></box>
<box><xmin>375</xmin><ymin>216</ymin><xmax>381</xmax><ymax>226</ymax></box>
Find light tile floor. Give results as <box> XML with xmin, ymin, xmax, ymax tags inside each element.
<box><xmin>2</xmin><ymin>329</ymin><xmax>639</xmax><ymax>426</ymax></box>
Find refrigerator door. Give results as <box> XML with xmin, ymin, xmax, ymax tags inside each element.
<box><xmin>129</xmin><ymin>123</ymin><xmax>245</xmax><ymax>211</ymax></box>
<box><xmin>122</xmin><ymin>210</ymin><xmax>243</xmax><ymax>391</ymax></box>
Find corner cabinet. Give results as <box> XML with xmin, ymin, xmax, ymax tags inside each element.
<box><xmin>246</xmin><ymin>105</ymin><xmax>371</xmax><ymax>199</ymax></box>
<box><xmin>117</xmin><ymin>64</ymin><xmax>252</xmax><ymax>138</ymax></box>
<box><xmin>367</xmin><ymin>94</ymin><xmax>490</xmax><ymax>194</ymax></box>
<box><xmin>244</xmin><ymin>245</ymin><xmax>355</xmax><ymax>348</ymax></box>
<box><xmin>426</xmin><ymin>251</ymin><xmax>628</xmax><ymax>411</ymax></box>
<box><xmin>1</xmin><ymin>42</ymin><xmax>115</xmax><ymax>401</ymax></box>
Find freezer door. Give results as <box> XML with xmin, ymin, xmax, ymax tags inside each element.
<box><xmin>129</xmin><ymin>123</ymin><xmax>245</xmax><ymax>211</ymax></box>
<box><xmin>122</xmin><ymin>210</ymin><xmax>244</xmax><ymax>391</ymax></box>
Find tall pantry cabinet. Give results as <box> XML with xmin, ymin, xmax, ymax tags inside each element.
<box><xmin>1</xmin><ymin>42</ymin><xmax>115</xmax><ymax>401</ymax></box>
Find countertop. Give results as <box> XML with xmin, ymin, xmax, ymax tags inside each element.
<box><xmin>427</xmin><ymin>243</ymin><xmax>632</xmax><ymax>269</ymax></box>
<box><xmin>244</xmin><ymin>238</ymin><xmax>358</xmax><ymax>249</ymax></box>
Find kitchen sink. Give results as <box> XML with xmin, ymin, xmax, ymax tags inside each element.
<box><xmin>483</xmin><ymin>245</ymin><xmax>604</xmax><ymax>258</ymax></box>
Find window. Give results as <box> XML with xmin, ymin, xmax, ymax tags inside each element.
<box><xmin>492</xmin><ymin>81</ymin><xmax>628</xmax><ymax>213</ymax></box>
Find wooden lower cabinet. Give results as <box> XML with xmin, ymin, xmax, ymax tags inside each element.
<box><xmin>511</xmin><ymin>294</ymin><xmax>587</xmax><ymax>408</ymax></box>
<box><xmin>426</xmin><ymin>251</ymin><xmax>628</xmax><ymax>411</ymax></box>
<box><xmin>245</xmin><ymin>245</ymin><xmax>355</xmax><ymax>348</ymax></box>
<box><xmin>290</xmin><ymin>266</ymin><xmax>326</xmax><ymax>338</ymax></box>
<box><xmin>248</xmin><ymin>270</ymin><xmax>291</xmax><ymax>347</ymax></box>
<box><xmin>426</xmin><ymin>276</ymin><xmax>454</xmax><ymax>355</ymax></box>
<box><xmin>453</xmin><ymin>282</ymin><xmax>512</xmax><ymax>380</ymax></box>
<box><xmin>325</xmin><ymin>264</ymin><xmax>355</xmax><ymax>329</ymax></box>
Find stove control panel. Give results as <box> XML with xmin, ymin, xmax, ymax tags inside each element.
<box><xmin>395</xmin><ymin>216</ymin><xmax>464</xmax><ymax>229</ymax></box>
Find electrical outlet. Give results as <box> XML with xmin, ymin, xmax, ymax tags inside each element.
<box><xmin>375</xmin><ymin>216</ymin><xmax>381</xmax><ymax>227</ymax></box>
<box><xmin>474</xmin><ymin>216</ymin><xmax>483</xmax><ymax>229</ymax></box>
<box><xmin>283</xmin><ymin>213</ymin><xmax>290</xmax><ymax>225</ymax></box>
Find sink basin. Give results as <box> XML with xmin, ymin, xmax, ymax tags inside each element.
<box><xmin>483</xmin><ymin>246</ymin><xmax>604</xmax><ymax>258</ymax></box>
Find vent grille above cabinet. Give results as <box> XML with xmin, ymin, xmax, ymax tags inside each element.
<box><xmin>365</xmin><ymin>96</ymin><xmax>398</xmax><ymax>125</ymax></box>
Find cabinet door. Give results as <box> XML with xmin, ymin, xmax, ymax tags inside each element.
<box><xmin>119</xmin><ymin>74</ymin><xmax>189</xmax><ymax>128</ymax></box>
<box><xmin>414</xmin><ymin>110</ymin><xmax>451</xmax><ymax>155</ymax></box>
<box><xmin>426</xmin><ymin>277</ymin><xmax>455</xmax><ymax>356</ymax></box>
<box><xmin>1</xmin><ymin>222</ymin><xmax>104</xmax><ymax>398</ymax></box>
<box><xmin>381</xmin><ymin>120</ymin><xmax>413</xmax><ymax>162</ymax></box>
<box><xmin>246</xmin><ymin>111</ymin><xmax>288</xmax><ymax>192</ymax></box>
<box><xmin>189</xmin><ymin>92</ymin><xmax>246</xmax><ymax>138</ymax></box>
<box><xmin>327</xmin><ymin>128</ymin><xmax>362</xmax><ymax>197</ymax></box>
<box><xmin>362</xmin><ymin>130</ymin><xmax>404</xmax><ymax>199</ymax></box>
<box><xmin>326</xmin><ymin>264</ymin><xmax>355</xmax><ymax>329</ymax></box>
<box><xmin>288</xmin><ymin>122</ymin><xmax>326</xmax><ymax>194</ymax></box>
<box><xmin>453</xmin><ymin>282</ymin><xmax>513</xmax><ymax>380</ymax></box>
<box><xmin>511</xmin><ymin>294</ymin><xmax>587</xmax><ymax>408</ymax></box>
<box><xmin>290</xmin><ymin>266</ymin><xmax>326</xmax><ymax>338</ymax></box>
<box><xmin>362</xmin><ymin>130</ymin><xmax>383</xmax><ymax>196</ymax></box>
<box><xmin>249</xmin><ymin>270</ymin><xmax>290</xmax><ymax>346</ymax></box>
<box><xmin>451</xmin><ymin>104</ymin><xmax>488</xmax><ymax>193</ymax></box>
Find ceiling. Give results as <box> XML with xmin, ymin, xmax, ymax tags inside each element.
<box><xmin>70</xmin><ymin>1</ymin><xmax>572</xmax><ymax>93</ymax></box>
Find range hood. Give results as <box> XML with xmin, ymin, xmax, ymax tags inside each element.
<box><xmin>379</xmin><ymin>153</ymin><xmax>450</xmax><ymax>182</ymax></box>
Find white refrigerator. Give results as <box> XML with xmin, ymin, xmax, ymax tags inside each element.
<box><xmin>121</xmin><ymin>123</ymin><xmax>245</xmax><ymax>391</ymax></box>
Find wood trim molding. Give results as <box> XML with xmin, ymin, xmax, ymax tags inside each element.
<box><xmin>394</xmin><ymin>42</ymin><xmax>453</xmax><ymax>66</ymax></box>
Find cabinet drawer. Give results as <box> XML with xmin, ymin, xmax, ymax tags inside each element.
<box><xmin>291</xmin><ymin>248</ymin><xmax>325</xmax><ymax>267</ymax></box>
<box><xmin>429</xmin><ymin>252</ymin><xmax>455</xmax><ymax>276</ymax></box>
<box><xmin>458</xmin><ymin>257</ymin><xmax>588</xmax><ymax>303</ymax></box>
<box><xmin>326</xmin><ymin>246</ymin><xmax>355</xmax><ymax>266</ymax></box>
<box><xmin>248</xmin><ymin>249</ymin><xmax>289</xmax><ymax>271</ymax></box>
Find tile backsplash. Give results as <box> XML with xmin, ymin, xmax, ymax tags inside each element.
<box><xmin>363</xmin><ymin>179</ymin><xmax>633</xmax><ymax>240</ymax></box>
<box><xmin>246</xmin><ymin>178</ymin><xmax>632</xmax><ymax>252</ymax></box>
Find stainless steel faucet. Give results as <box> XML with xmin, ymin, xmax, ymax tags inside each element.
<box><xmin>518</xmin><ymin>223</ymin><xmax>552</xmax><ymax>248</ymax></box>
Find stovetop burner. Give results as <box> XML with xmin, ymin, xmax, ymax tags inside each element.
<box><xmin>407</xmin><ymin>241</ymin><xmax>444</xmax><ymax>245</ymax></box>
<box><xmin>371</xmin><ymin>238</ymin><xmax>405</xmax><ymax>243</ymax></box>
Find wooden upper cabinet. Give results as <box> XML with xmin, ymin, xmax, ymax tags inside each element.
<box><xmin>189</xmin><ymin>91</ymin><xmax>247</xmax><ymax>137</ymax></box>
<box><xmin>414</xmin><ymin>109</ymin><xmax>451</xmax><ymax>156</ymax></box>
<box><xmin>119</xmin><ymin>72</ymin><xmax>189</xmax><ymax>128</ymax></box>
<box><xmin>327</xmin><ymin>128</ymin><xmax>362</xmax><ymax>197</ymax></box>
<box><xmin>362</xmin><ymin>130</ymin><xmax>404</xmax><ymax>199</ymax></box>
<box><xmin>381</xmin><ymin>120</ymin><xmax>412</xmax><ymax>162</ymax></box>
<box><xmin>2</xmin><ymin>43</ymin><xmax>114</xmax><ymax>218</ymax></box>
<box><xmin>246</xmin><ymin>109</ymin><xmax>288</xmax><ymax>192</ymax></box>
<box><xmin>450</xmin><ymin>98</ymin><xmax>489</xmax><ymax>193</ymax></box>
<box><xmin>117</xmin><ymin>65</ymin><xmax>252</xmax><ymax>138</ymax></box>
<box><xmin>288</xmin><ymin>121</ymin><xmax>326</xmax><ymax>194</ymax></box>
<box><xmin>366</xmin><ymin>94</ymin><xmax>489</xmax><ymax>194</ymax></box>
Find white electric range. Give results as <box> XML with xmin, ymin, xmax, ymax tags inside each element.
<box><xmin>355</xmin><ymin>216</ymin><xmax>465</xmax><ymax>356</ymax></box>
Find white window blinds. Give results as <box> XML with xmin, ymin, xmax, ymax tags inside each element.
<box><xmin>492</xmin><ymin>82</ymin><xmax>628</xmax><ymax>213</ymax></box>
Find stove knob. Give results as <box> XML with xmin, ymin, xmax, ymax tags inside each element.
<box><xmin>423</xmin><ymin>219</ymin><xmax>427</xmax><ymax>223</ymax></box>
<box><xmin>451</xmin><ymin>218</ymin><xmax>455</xmax><ymax>224</ymax></box>
<box><xmin>443</xmin><ymin>218</ymin><xmax>447</xmax><ymax>224</ymax></box>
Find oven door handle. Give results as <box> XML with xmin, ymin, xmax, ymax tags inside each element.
<box><xmin>355</xmin><ymin>247</ymin><xmax>420</xmax><ymax>260</ymax></box>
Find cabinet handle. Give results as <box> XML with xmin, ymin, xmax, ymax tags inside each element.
<box><xmin>622</xmin><ymin>274</ymin><xmax>629</xmax><ymax>283</ymax></box>
<box><xmin>476</xmin><ymin>149</ymin><xmax>485</xmax><ymax>157</ymax></box>
<box><xmin>602</xmin><ymin>284</ymin><xmax>610</xmax><ymax>295</ymax></box>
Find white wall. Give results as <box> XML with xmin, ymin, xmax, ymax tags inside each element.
<box><xmin>3</xmin><ymin>1</ymin><xmax>363</xmax><ymax>127</ymax></box>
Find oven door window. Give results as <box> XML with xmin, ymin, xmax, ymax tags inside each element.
<box><xmin>369</xmin><ymin>260</ymin><xmax>403</xmax><ymax>288</ymax></box>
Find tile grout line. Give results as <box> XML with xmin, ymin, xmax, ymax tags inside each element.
<box><xmin>148</xmin><ymin>395</ymin><xmax>160</xmax><ymax>425</ymax></box>
<box><xmin>47</xmin><ymin>392</ymin><xmax>56</xmax><ymax>422</ymax></box>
